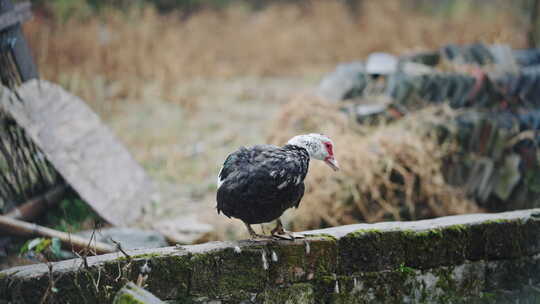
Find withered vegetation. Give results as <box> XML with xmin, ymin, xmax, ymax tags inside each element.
<box><xmin>268</xmin><ymin>95</ymin><xmax>482</xmax><ymax>230</ymax></box>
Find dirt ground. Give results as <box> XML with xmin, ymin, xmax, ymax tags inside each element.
<box><xmin>104</xmin><ymin>76</ymin><xmax>319</xmax><ymax>241</ymax></box>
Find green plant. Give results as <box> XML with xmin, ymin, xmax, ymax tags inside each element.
<box><xmin>46</xmin><ymin>198</ymin><xmax>99</xmax><ymax>232</ymax></box>
<box><xmin>19</xmin><ymin>237</ymin><xmax>62</xmax><ymax>259</ymax></box>
<box><xmin>397</xmin><ymin>262</ymin><xmax>415</xmax><ymax>274</ymax></box>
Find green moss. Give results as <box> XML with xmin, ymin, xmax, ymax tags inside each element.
<box><xmin>315</xmin><ymin>271</ymin><xmax>423</xmax><ymax>303</ymax></box>
<box><xmin>144</xmin><ymin>255</ymin><xmax>191</xmax><ymax>299</ymax></box>
<box><xmin>446</xmin><ymin>224</ymin><xmax>468</xmax><ymax>233</ymax></box>
<box><xmin>4</xmin><ymin>214</ymin><xmax>540</xmax><ymax>303</ymax></box>
<box><xmin>483</xmin><ymin>219</ymin><xmax>513</xmax><ymax>225</ymax></box>
<box><xmin>414</xmin><ymin>229</ymin><xmax>443</xmax><ymax>238</ymax></box>
<box><xmin>434</xmin><ymin>267</ymin><xmax>458</xmax><ymax>303</ymax></box>
<box><xmin>347</xmin><ymin>228</ymin><xmax>382</xmax><ymax>238</ymax></box>
<box><xmin>396</xmin><ymin>263</ymin><xmax>415</xmax><ymax>275</ymax></box>
<box><xmin>263</xmin><ymin>283</ymin><xmax>314</xmax><ymax>304</ymax></box>
<box><xmin>90</xmin><ymin>253</ymin><xmax>192</xmax><ymax>301</ymax></box>
<box><xmin>339</xmin><ymin>230</ymin><xmax>408</xmax><ymax>273</ymax></box>
<box><xmin>429</xmin><ymin>265</ymin><xmax>485</xmax><ymax>303</ymax></box>
<box><xmin>113</xmin><ymin>256</ymin><xmax>131</xmax><ymax>263</ymax></box>
<box><xmin>401</xmin><ymin>229</ymin><xmax>416</xmax><ymax>236</ymax></box>
<box><xmin>189</xmin><ymin>247</ymin><xmax>268</xmax><ymax>301</ymax></box>
<box><xmin>113</xmin><ymin>282</ymin><xmax>165</xmax><ymax>304</ymax></box>
<box><xmin>477</xmin><ymin>219</ymin><xmax>528</xmax><ymax>259</ymax></box>
<box><xmin>265</xmin><ymin>238</ymin><xmax>337</xmax><ymax>285</ymax></box>
<box><xmin>401</xmin><ymin>228</ymin><xmax>463</xmax><ymax>269</ymax></box>
<box><xmin>110</xmin><ymin>253</ymin><xmax>167</xmax><ymax>265</ymax></box>
<box><xmin>307</xmin><ymin>233</ymin><xmax>338</xmax><ymax>242</ymax></box>
<box><xmin>113</xmin><ymin>292</ymin><xmax>137</xmax><ymax>304</ymax></box>
<box><xmin>312</xmin><ymin>263</ymin><xmax>493</xmax><ymax>303</ymax></box>
<box><xmin>130</xmin><ymin>253</ymin><xmax>164</xmax><ymax>259</ymax></box>
<box><xmin>339</xmin><ymin>224</ymin><xmax>477</xmax><ymax>274</ymax></box>
<box><xmin>28</xmin><ymin>261</ymin><xmax>131</xmax><ymax>303</ymax></box>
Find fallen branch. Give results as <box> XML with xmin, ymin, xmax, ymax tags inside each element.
<box><xmin>0</xmin><ymin>215</ymin><xmax>116</xmax><ymax>254</ymax></box>
<box><xmin>5</xmin><ymin>184</ymin><xmax>68</xmax><ymax>221</ymax></box>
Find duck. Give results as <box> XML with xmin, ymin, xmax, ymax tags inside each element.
<box><xmin>216</xmin><ymin>133</ymin><xmax>339</xmax><ymax>239</ymax></box>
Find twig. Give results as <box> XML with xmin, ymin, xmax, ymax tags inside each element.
<box><xmin>39</xmin><ymin>260</ymin><xmax>64</xmax><ymax>304</ymax></box>
<box><xmin>74</xmin><ymin>251</ymin><xmax>89</xmax><ymax>269</ymax></box>
<box><xmin>83</xmin><ymin>227</ymin><xmax>98</xmax><ymax>257</ymax></box>
<box><xmin>91</xmin><ymin>266</ymin><xmax>102</xmax><ymax>293</ymax></box>
<box><xmin>110</xmin><ymin>238</ymin><xmax>131</xmax><ymax>260</ymax></box>
<box><xmin>39</xmin><ymin>262</ymin><xmax>54</xmax><ymax>304</ymax></box>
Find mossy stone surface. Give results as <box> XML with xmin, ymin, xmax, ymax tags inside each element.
<box><xmin>338</xmin><ymin>230</ymin><xmax>406</xmax><ymax>273</ymax></box>
<box><xmin>267</xmin><ymin>238</ymin><xmax>337</xmax><ymax>285</ymax></box>
<box><xmin>113</xmin><ymin>282</ymin><xmax>165</xmax><ymax>304</ymax></box>
<box><xmin>263</xmin><ymin>283</ymin><xmax>314</xmax><ymax>304</ymax></box>
<box><xmin>188</xmin><ymin>245</ymin><xmax>268</xmax><ymax>301</ymax></box>
<box><xmin>338</xmin><ymin>215</ymin><xmax>540</xmax><ymax>274</ymax></box>
<box><xmin>2</xmin><ymin>209</ymin><xmax>540</xmax><ymax>303</ymax></box>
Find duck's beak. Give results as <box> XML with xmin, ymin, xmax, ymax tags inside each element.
<box><xmin>324</xmin><ymin>157</ymin><xmax>340</xmax><ymax>171</ymax></box>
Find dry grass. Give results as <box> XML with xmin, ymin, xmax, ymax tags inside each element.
<box><xmin>24</xmin><ymin>1</ymin><xmax>526</xmax><ymax>112</ymax></box>
<box><xmin>268</xmin><ymin>95</ymin><xmax>482</xmax><ymax>230</ymax></box>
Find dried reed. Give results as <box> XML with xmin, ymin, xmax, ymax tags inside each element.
<box><xmin>268</xmin><ymin>94</ymin><xmax>482</xmax><ymax>230</ymax></box>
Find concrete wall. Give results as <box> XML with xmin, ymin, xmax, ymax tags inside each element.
<box><xmin>2</xmin><ymin>209</ymin><xmax>540</xmax><ymax>303</ymax></box>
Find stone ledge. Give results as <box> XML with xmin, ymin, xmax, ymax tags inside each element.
<box><xmin>1</xmin><ymin>209</ymin><xmax>540</xmax><ymax>303</ymax></box>
<box><xmin>317</xmin><ymin>209</ymin><xmax>540</xmax><ymax>273</ymax></box>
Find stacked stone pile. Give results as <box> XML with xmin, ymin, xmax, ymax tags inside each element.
<box><xmin>317</xmin><ymin>43</ymin><xmax>540</xmax><ymax>211</ymax></box>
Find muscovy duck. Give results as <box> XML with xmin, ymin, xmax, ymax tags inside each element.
<box><xmin>216</xmin><ymin>133</ymin><xmax>339</xmax><ymax>239</ymax></box>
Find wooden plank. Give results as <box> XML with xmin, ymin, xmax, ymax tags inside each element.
<box><xmin>0</xmin><ymin>2</ymin><xmax>31</xmax><ymax>31</ymax></box>
<box><xmin>0</xmin><ymin>0</ymin><xmax>37</xmax><ymax>81</ymax></box>
<box><xmin>0</xmin><ymin>81</ymin><xmax>156</xmax><ymax>226</ymax></box>
<box><xmin>8</xmin><ymin>24</ymin><xmax>38</xmax><ymax>80</ymax></box>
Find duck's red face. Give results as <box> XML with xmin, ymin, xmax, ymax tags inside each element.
<box><xmin>287</xmin><ymin>133</ymin><xmax>340</xmax><ymax>171</ymax></box>
<box><xmin>323</xmin><ymin>141</ymin><xmax>339</xmax><ymax>171</ymax></box>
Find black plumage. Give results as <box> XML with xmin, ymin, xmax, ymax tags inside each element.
<box><xmin>216</xmin><ymin>144</ymin><xmax>310</xmax><ymax>225</ymax></box>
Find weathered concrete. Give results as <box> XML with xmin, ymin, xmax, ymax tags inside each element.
<box><xmin>0</xmin><ymin>81</ymin><xmax>156</xmax><ymax>226</ymax></box>
<box><xmin>113</xmin><ymin>282</ymin><xmax>165</xmax><ymax>304</ymax></box>
<box><xmin>1</xmin><ymin>209</ymin><xmax>540</xmax><ymax>303</ymax></box>
<box><xmin>77</xmin><ymin>228</ymin><xmax>168</xmax><ymax>250</ymax></box>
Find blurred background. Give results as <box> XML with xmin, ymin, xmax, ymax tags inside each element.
<box><xmin>2</xmin><ymin>0</ymin><xmax>540</xmax><ymax>266</ymax></box>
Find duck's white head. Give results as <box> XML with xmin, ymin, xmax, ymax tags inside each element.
<box><xmin>287</xmin><ymin>133</ymin><xmax>339</xmax><ymax>171</ymax></box>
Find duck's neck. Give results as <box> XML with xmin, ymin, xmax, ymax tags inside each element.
<box><xmin>283</xmin><ymin>144</ymin><xmax>311</xmax><ymax>161</ymax></box>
